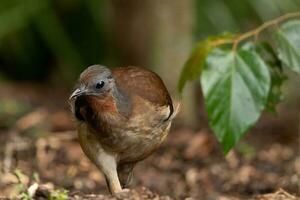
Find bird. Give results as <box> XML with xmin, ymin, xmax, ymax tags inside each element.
<box><xmin>69</xmin><ymin>65</ymin><xmax>179</xmax><ymax>194</ymax></box>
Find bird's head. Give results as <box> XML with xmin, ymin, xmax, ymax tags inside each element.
<box><xmin>69</xmin><ymin>65</ymin><xmax>120</xmax><ymax>122</ymax></box>
<box><xmin>70</xmin><ymin>65</ymin><xmax>116</xmax><ymax>101</ymax></box>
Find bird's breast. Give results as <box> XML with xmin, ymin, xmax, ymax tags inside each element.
<box><xmin>100</xmin><ymin>96</ymin><xmax>172</xmax><ymax>162</ymax></box>
<box><xmin>76</xmin><ymin>94</ymin><xmax>172</xmax><ymax>163</ymax></box>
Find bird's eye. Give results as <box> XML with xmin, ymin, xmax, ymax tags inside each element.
<box><xmin>95</xmin><ymin>81</ymin><xmax>105</xmax><ymax>89</ymax></box>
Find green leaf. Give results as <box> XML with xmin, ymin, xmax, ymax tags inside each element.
<box><xmin>255</xmin><ymin>42</ymin><xmax>286</xmax><ymax>114</ymax></box>
<box><xmin>275</xmin><ymin>20</ymin><xmax>300</xmax><ymax>74</ymax></box>
<box><xmin>178</xmin><ymin>39</ymin><xmax>213</xmax><ymax>93</ymax></box>
<box><xmin>201</xmin><ymin>48</ymin><xmax>271</xmax><ymax>153</ymax></box>
<box><xmin>178</xmin><ymin>33</ymin><xmax>235</xmax><ymax>93</ymax></box>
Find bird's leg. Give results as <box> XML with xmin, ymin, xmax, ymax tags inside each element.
<box><xmin>117</xmin><ymin>163</ymin><xmax>135</xmax><ymax>188</ymax></box>
<box><xmin>95</xmin><ymin>151</ymin><xmax>122</xmax><ymax>194</ymax></box>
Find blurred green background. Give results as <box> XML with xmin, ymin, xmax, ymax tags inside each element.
<box><xmin>0</xmin><ymin>0</ymin><xmax>299</xmax><ymax>84</ymax></box>
<box><xmin>0</xmin><ymin>0</ymin><xmax>300</xmax><ymax>126</ymax></box>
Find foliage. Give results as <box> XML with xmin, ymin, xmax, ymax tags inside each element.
<box><xmin>201</xmin><ymin>47</ymin><xmax>271</xmax><ymax>153</ymax></box>
<box><xmin>179</xmin><ymin>12</ymin><xmax>300</xmax><ymax>153</ymax></box>
<box><xmin>178</xmin><ymin>33</ymin><xmax>234</xmax><ymax>93</ymax></box>
<box><xmin>49</xmin><ymin>189</ymin><xmax>69</xmax><ymax>200</ymax></box>
<box><xmin>14</xmin><ymin>169</ymin><xmax>33</xmax><ymax>200</ymax></box>
<box><xmin>254</xmin><ymin>42</ymin><xmax>287</xmax><ymax>114</ymax></box>
<box><xmin>14</xmin><ymin>169</ymin><xmax>68</xmax><ymax>200</ymax></box>
<box><xmin>14</xmin><ymin>169</ymin><xmax>28</xmax><ymax>192</ymax></box>
<box><xmin>0</xmin><ymin>0</ymin><xmax>107</xmax><ymax>83</ymax></box>
<box><xmin>194</xmin><ymin>0</ymin><xmax>300</xmax><ymax>38</ymax></box>
<box><xmin>178</xmin><ymin>39</ymin><xmax>213</xmax><ymax>93</ymax></box>
<box><xmin>275</xmin><ymin>20</ymin><xmax>300</xmax><ymax>73</ymax></box>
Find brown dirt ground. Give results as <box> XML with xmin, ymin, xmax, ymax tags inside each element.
<box><xmin>0</xmin><ymin>83</ymin><xmax>299</xmax><ymax>199</ymax></box>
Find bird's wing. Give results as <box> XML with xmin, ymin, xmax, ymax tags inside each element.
<box><xmin>112</xmin><ymin>66</ymin><xmax>173</xmax><ymax>120</ymax></box>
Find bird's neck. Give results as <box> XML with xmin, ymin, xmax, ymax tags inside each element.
<box><xmin>112</xmin><ymin>87</ymin><xmax>132</xmax><ymax>118</ymax></box>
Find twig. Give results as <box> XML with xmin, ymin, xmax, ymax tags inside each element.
<box><xmin>210</xmin><ymin>12</ymin><xmax>300</xmax><ymax>50</ymax></box>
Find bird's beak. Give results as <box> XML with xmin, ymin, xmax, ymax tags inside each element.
<box><xmin>69</xmin><ymin>88</ymin><xmax>87</xmax><ymax>100</ymax></box>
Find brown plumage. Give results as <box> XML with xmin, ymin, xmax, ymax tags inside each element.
<box><xmin>69</xmin><ymin>65</ymin><xmax>179</xmax><ymax>194</ymax></box>
<box><xmin>112</xmin><ymin>67</ymin><xmax>173</xmax><ymax>115</ymax></box>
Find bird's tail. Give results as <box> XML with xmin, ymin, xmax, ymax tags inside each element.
<box><xmin>169</xmin><ymin>101</ymin><xmax>181</xmax><ymax>121</ymax></box>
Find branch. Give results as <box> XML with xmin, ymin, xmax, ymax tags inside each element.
<box><xmin>210</xmin><ymin>12</ymin><xmax>300</xmax><ymax>50</ymax></box>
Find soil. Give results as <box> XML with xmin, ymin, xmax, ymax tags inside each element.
<box><xmin>0</xmin><ymin>83</ymin><xmax>299</xmax><ymax>199</ymax></box>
